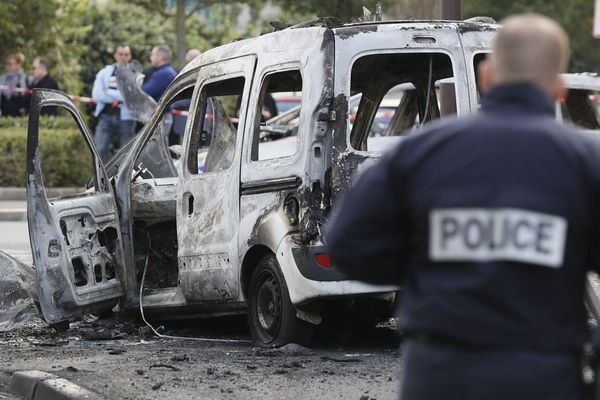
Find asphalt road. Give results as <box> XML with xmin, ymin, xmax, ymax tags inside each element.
<box><xmin>0</xmin><ymin>221</ymin><xmax>31</xmax><ymax>266</ymax></box>
<box><xmin>0</xmin><ymin>220</ymin><xmax>404</xmax><ymax>399</ymax></box>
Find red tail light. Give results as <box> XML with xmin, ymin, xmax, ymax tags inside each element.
<box><xmin>315</xmin><ymin>253</ymin><xmax>332</xmax><ymax>269</ymax></box>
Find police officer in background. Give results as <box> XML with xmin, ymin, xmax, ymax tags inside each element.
<box><xmin>327</xmin><ymin>13</ymin><xmax>599</xmax><ymax>399</ymax></box>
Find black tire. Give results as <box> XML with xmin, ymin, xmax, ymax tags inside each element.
<box><xmin>248</xmin><ymin>254</ymin><xmax>303</xmax><ymax>347</ymax></box>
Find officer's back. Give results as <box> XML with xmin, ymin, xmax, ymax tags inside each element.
<box><xmin>327</xmin><ymin>13</ymin><xmax>598</xmax><ymax>400</ymax></box>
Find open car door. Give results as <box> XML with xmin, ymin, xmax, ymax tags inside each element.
<box><xmin>27</xmin><ymin>89</ymin><xmax>125</xmax><ymax>325</ymax></box>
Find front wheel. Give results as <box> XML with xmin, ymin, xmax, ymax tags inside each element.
<box><xmin>248</xmin><ymin>254</ymin><xmax>309</xmax><ymax>347</ymax></box>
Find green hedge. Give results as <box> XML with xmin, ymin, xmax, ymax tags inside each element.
<box><xmin>0</xmin><ymin>116</ymin><xmax>93</xmax><ymax>187</ymax></box>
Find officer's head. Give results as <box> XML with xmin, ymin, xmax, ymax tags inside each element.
<box><xmin>479</xmin><ymin>13</ymin><xmax>570</xmax><ymax>100</ymax></box>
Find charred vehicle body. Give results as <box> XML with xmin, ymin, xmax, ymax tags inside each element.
<box><xmin>27</xmin><ymin>18</ymin><xmax>500</xmax><ymax>346</ymax></box>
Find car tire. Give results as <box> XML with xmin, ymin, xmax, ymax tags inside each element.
<box><xmin>248</xmin><ymin>253</ymin><xmax>302</xmax><ymax>347</ymax></box>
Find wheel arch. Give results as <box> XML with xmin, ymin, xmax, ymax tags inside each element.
<box><xmin>241</xmin><ymin>244</ymin><xmax>274</xmax><ymax>299</ymax></box>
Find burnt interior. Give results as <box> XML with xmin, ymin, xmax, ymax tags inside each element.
<box><xmin>60</xmin><ymin>215</ymin><xmax>121</xmax><ymax>290</ymax></box>
<box><xmin>251</xmin><ymin>69</ymin><xmax>303</xmax><ymax>161</ymax></box>
<box><xmin>134</xmin><ymin>86</ymin><xmax>195</xmax><ymax>181</ymax></box>
<box><xmin>187</xmin><ymin>77</ymin><xmax>245</xmax><ymax>175</ymax></box>
<box><xmin>128</xmin><ymin>84</ymin><xmax>203</xmax><ymax>291</ymax></box>
<box><xmin>562</xmin><ymin>89</ymin><xmax>600</xmax><ymax>130</ymax></box>
<box><xmin>349</xmin><ymin>52</ymin><xmax>455</xmax><ymax>150</ymax></box>
<box><xmin>134</xmin><ymin>221</ymin><xmax>178</xmax><ymax>289</ymax></box>
<box><xmin>72</xmin><ymin>256</ymin><xmax>88</xmax><ymax>287</ymax></box>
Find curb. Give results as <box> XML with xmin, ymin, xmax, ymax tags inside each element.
<box><xmin>0</xmin><ymin>209</ymin><xmax>27</xmax><ymax>222</ymax></box>
<box><xmin>9</xmin><ymin>370</ymin><xmax>103</xmax><ymax>400</ymax></box>
<box><xmin>0</xmin><ymin>187</ymin><xmax>84</xmax><ymax>222</ymax></box>
<box><xmin>0</xmin><ymin>188</ymin><xmax>83</xmax><ymax>201</ymax></box>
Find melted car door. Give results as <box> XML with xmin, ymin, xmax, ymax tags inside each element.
<box><xmin>27</xmin><ymin>89</ymin><xmax>125</xmax><ymax>324</ymax></box>
<box><xmin>177</xmin><ymin>56</ymin><xmax>255</xmax><ymax>302</ymax></box>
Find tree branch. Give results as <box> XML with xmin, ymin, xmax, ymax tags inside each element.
<box><xmin>186</xmin><ymin>3</ymin><xmax>204</xmax><ymax>19</ymax></box>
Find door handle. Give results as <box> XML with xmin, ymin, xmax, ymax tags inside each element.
<box><xmin>185</xmin><ymin>193</ymin><xmax>194</xmax><ymax>216</ymax></box>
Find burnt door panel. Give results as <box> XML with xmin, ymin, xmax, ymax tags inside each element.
<box><xmin>27</xmin><ymin>89</ymin><xmax>125</xmax><ymax>324</ymax></box>
<box><xmin>178</xmin><ymin>57</ymin><xmax>256</xmax><ymax>302</ymax></box>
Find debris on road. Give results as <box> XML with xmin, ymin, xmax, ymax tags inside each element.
<box><xmin>149</xmin><ymin>363</ymin><xmax>181</xmax><ymax>372</ymax></box>
<box><xmin>0</xmin><ymin>250</ymin><xmax>38</xmax><ymax>333</ymax></box>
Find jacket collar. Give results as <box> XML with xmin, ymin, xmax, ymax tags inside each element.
<box><xmin>155</xmin><ymin>63</ymin><xmax>172</xmax><ymax>71</ymax></box>
<box><xmin>480</xmin><ymin>83</ymin><xmax>555</xmax><ymax>117</ymax></box>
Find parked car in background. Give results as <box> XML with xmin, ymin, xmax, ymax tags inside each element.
<box><xmin>558</xmin><ymin>73</ymin><xmax>600</xmax><ymax>130</ymax></box>
<box><xmin>272</xmin><ymin>92</ymin><xmax>302</xmax><ymax>114</ymax></box>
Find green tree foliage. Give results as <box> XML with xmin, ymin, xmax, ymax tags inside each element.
<box><xmin>129</xmin><ymin>0</ymin><xmax>240</xmax><ymax>67</ymax></box>
<box><xmin>186</xmin><ymin>4</ymin><xmax>246</xmax><ymax>51</ymax></box>
<box><xmin>464</xmin><ymin>0</ymin><xmax>600</xmax><ymax>72</ymax></box>
<box><xmin>0</xmin><ymin>116</ymin><xmax>93</xmax><ymax>187</ymax></box>
<box><xmin>78</xmin><ymin>2</ymin><xmax>175</xmax><ymax>97</ymax></box>
<box><xmin>0</xmin><ymin>0</ymin><xmax>90</xmax><ymax>94</ymax></box>
<box><xmin>273</xmin><ymin>0</ymin><xmax>392</xmax><ymax>22</ymax></box>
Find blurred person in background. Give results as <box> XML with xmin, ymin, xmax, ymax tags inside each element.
<box><xmin>169</xmin><ymin>48</ymin><xmax>201</xmax><ymax>145</ymax></box>
<box><xmin>143</xmin><ymin>44</ymin><xmax>177</xmax><ymax>102</ymax></box>
<box><xmin>25</xmin><ymin>56</ymin><xmax>59</xmax><ymax>116</ymax></box>
<box><xmin>92</xmin><ymin>45</ymin><xmax>135</xmax><ymax>161</ymax></box>
<box><xmin>184</xmin><ymin>48</ymin><xmax>201</xmax><ymax>65</ymax></box>
<box><xmin>0</xmin><ymin>52</ymin><xmax>27</xmax><ymax>117</ymax></box>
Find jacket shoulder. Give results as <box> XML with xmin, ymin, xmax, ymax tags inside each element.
<box><xmin>95</xmin><ymin>65</ymin><xmax>113</xmax><ymax>78</ymax></box>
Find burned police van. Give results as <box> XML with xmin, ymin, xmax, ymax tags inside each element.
<box><xmin>26</xmin><ymin>18</ymin><xmax>499</xmax><ymax>346</ymax></box>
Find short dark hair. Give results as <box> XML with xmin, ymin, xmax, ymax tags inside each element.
<box><xmin>34</xmin><ymin>57</ymin><xmax>50</xmax><ymax>71</ymax></box>
<box><xmin>154</xmin><ymin>44</ymin><xmax>172</xmax><ymax>63</ymax></box>
<box><xmin>114</xmin><ymin>44</ymin><xmax>131</xmax><ymax>54</ymax></box>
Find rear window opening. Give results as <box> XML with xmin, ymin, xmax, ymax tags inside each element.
<box><xmin>349</xmin><ymin>52</ymin><xmax>456</xmax><ymax>152</ymax></box>
<box><xmin>560</xmin><ymin>88</ymin><xmax>600</xmax><ymax>130</ymax></box>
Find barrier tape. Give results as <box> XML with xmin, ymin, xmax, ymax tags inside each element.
<box><xmin>5</xmin><ymin>84</ymin><xmax>600</xmax><ymax>108</ymax></box>
<box><xmin>0</xmin><ymin>85</ymin><xmax>100</xmax><ymax>104</ymax></box>
<box><xmin>171</xmin><ymin>109</ymin><xmax>189</xmax><ymax>117</ymax></box>
<box><xmin>0</xmin><ymin>85</ymin><xmax>32</xmax><ymax>94</ymax></box>
<box><xmin>0</xmin><ymin>85</ymin><xmax>191</xmax><ymax>116</ymax></box>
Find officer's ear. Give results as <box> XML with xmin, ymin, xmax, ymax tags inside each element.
<box><xmin>477</xmin><ymin>59</ymin><xmax>493</xmax><ymax>93</ymax></box>
<box><xmin>552</xmin><ymin>76</ymin><xmax>567</xmax><ymax>102</ymax></box>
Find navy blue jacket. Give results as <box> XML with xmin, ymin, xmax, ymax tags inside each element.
<box><xmin>142</xmin><ymin>63</ymin><xmax>177</xmax><ymax>102</ymax></box>
<box><xmin>326</xmin><ymin>84</ymin><xmax>600</xmax><ymax>352</ymax></box>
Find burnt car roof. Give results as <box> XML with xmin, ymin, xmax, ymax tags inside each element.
<box><xmin>180</xmin><ymin>19</ymin><xmax>500</xmax><ymax>76</ymax></box>
<box><xmin>561</xmin><ymin>73</ymin><xmax>600</xmax><ymax>91</ymax></box>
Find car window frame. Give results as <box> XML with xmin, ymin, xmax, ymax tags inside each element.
<box><xmin>247</xmin><ymin>63</ymin><xmax>305</xmax><ymax>167</ymax></box>
<box><xmin>185</xmin><ymin>72</ymin><xmax>248</xmax><ymax>176</ymax></box>
<box><xmin>343</xmin><ymin>48</ymin><xmax>460</xmax><ymax>155</ymax></box>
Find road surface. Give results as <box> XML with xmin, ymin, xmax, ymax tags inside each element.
<box><xmin>0</xmin><ymin>220</ymin><xmax>403</xmax><ymax>399</ymax></box>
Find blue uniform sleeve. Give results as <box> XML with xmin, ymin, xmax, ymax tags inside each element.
<box><xmin>142</xmin><ymin>70</ymin><xmax>169</xmax><ymax>101</ymax></box>
<box><xmin>326</xmin><ymin>147</ymin><xmax>409</xmax><ymax>284</ymax></box>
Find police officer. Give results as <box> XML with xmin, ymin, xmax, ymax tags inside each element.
<box><xmin>326</xmin><ymin>13</ymin><xmax>599</xmax><ymax>399</ymax></box>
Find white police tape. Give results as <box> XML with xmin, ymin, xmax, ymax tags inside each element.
<box><xmin>429</xmin><ymin>208</ymin><xmax>567</xmax><ymax>268</ymax></box>
<box><xmin>0</xmin><ymin>85</ymin><xmax>190</xmax><ymax>116</ymax></box>
<box><xmin>0</xmin><ymin>85</ymin><xmax>98</xmax><ymax>104</ymax></box>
